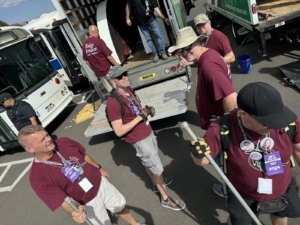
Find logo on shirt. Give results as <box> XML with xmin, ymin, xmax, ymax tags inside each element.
<box><xmin>85</xmin><ymin>43</ymin><xmax>98</xmax><ymax>56</ymax></box>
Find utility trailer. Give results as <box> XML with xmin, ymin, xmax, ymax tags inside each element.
<box><xmin>50</xmin><ymin>0</ymin><xmax>195</xmax><ymax>136</ymax></box>
<box><xmin>205</xmin><ymin>0</ymin><xmax>300</xmax><ymax>56</ymax></box>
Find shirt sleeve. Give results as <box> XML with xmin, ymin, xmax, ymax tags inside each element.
<box><xmin>30</xmin><ymin>177</ymin><xmax>68</xmax><ymax>212</ymax></box>
<box><xmin>150</xmin><ymin>0</ymin><xmax>158</xmax><ymax>8</ymax></box>
<box><xmin>106</xmin><ymin>97</ymin><xmax>122</xmax><ymax>122</ymax></box>
<box><xmin>20</xmin><ymin>102</ymin><xmax>36</xmax><ymax>119</ymax></box>
<box><xmin>203</xmin><ymin>54</ymin><xmax>236</xmax><ymax>101</ymax></box>
<box><xmin>97</xmin><ymin>38</ymin><xmax>112</xmax><ymax>57</ymax></box>
<box><xmin>203</xmin><ymin>120</ymin><xmax>222</xmax><ymax>158</ymax></box>
<box><xmin>217</xmin><ymin>32</ymin><xmax>233</xmax><ymax>56</ymax></box>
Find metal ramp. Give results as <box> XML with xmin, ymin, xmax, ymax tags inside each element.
<box><xmin>84</xmin><ymin>75</ymin><xmax>191</xmax><ymax>137</ymax></box>
<box><xmin>278</xmin><ymin>60</ymin><xmax>300</xmax><ymax>90</ymax></box>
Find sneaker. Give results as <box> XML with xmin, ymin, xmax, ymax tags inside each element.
<box><xmin>153</xmin><ymin>55</ymin><xmax>159</xmax><ymax>62</ymax></box>
<box><xmin>161</xmin><ymin>196</ymin><xmax>185</xmax><ymax>211</ymax></box>
<box><xmin>153</xmin><ymin>176</ymin><xmax>173</xmax><ymax>193</ymax></box>
<box><xmin>213</xmin><ymin>183</ymin><xmax>226</xmax><ymax>198</ymax></box>
<box><xmin>161</xmin><ymin>53</ymin><xmax>168</xmax><ymax>60</ymax></box>
<box><xmin>137</xmin><ymin>223</ymin><xmax>147</xmax><ymax>225</ymax></box>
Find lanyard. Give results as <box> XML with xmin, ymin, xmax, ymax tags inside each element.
<box><xmin>202</xmin><ymin>29</ymin><xmax>213</xmax><ymax>47</ymax></box>
<box><xmin>116</xmin><ymin>88</ymin><xmax>141</xmax><ymax>108</ymax></box>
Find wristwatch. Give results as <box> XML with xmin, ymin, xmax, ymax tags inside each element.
<box><xmin>98</xmin><ymin>164</ymin><xmax>102</xmax><ymax>169</ymax></box>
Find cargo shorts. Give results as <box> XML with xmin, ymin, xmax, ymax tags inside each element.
<box><xmin>131</xmin><ymin>131</ymin><xmax>164</xmax><ymax>175</ymax></box>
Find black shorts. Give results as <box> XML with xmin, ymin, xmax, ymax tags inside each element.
<box><xmin>227</xmin><ymin>178</ymin><xmax>300</xmax><ymax>225</ymax></box>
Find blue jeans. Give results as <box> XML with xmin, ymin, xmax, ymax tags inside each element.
<box><xmin>138</xmin><ymin>20</ymin><xmax>165</xmax><ymax>55</ymax></box>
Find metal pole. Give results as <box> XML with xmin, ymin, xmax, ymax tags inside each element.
<box><xmin>64</xmin><ymin>197</ymin><xmax>93</xmax><ymax>225</ymax></box>
<box><xmin>181</xmin><ymin>122</ymin><xmax>263</xmax><ymax>225</ymax></box>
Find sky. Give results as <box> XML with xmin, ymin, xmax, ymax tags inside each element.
<box><xmin>0</xmin><ymin>0</ymin><xmax>55</xmax><ymax>24</ymax></box>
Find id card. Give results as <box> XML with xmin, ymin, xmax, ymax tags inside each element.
<box><xmin>79</xmin><ymin>178</ymin><xmax>93</xmax><ymax>192</ymax></box>
<box><xmin>61</xmin><ymin>163</ymin><xmax>80</xmax><ymax>182</ymax></box>
<box><xmin>257</xmin><ymin>178</ymin><xmax>272</xmax><ymax>194</ymax></box>
<box><xmin>264</xmin><ymin>151</ymin><xmax>284</xmax><ymax>176</ymax></box>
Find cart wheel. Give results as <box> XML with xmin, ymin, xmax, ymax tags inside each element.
<box><xmin>135</xmin><ymin>41</ymin><xmax>144</xmax><ymax>51</ymax></box>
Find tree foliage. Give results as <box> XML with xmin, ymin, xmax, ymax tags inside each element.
<box><xmin>0</xmin><ymin>20</ymin><xmax>9</xmax><ymax>26</ymax></box>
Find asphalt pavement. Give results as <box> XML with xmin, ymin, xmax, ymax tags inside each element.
<box><xmin>0</xmin><ymin>1</ymin><xmax>300</xmax><ymax>224</ymax></box>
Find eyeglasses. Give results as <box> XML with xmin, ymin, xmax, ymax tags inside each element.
<box><xmin>114</xmin><ymin>72</ymin><xmax>128</xmax><ymax>80</ymax></box>
<box><xmin>250</xmin><ymin>115</ymin><xmax>267</xmax><ymax>128</ymax></box>
<box><xmin>178</xmin><ymin>43</ymin><xmax>194</xmax><ymax>53</ymax></box>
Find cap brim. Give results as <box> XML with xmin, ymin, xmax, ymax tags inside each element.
<box><xmin>168</xmin><ymin>35</ymin><xmax>207</xmax><ymax>53</ymax></box>
<box><xmin>256</xmin><ymin>106</ymin><xmax>297</xmax><ymax>129</ymax></box>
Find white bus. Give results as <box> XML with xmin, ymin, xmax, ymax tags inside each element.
<box><xmin>0</xmin><ymin>26</ymin><xmax>74</xmax><ymax>151</ymax></box>
<box><xmin>23</xmin><ymin>11</ymin><xmax>83</xmax><ymax>87</ymax></box>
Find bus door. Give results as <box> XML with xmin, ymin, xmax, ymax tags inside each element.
<box><xmin>0</xmin><ymin>116</ymin><xmax>18</xmax><ymax>151</ymax></box>
<box><xmin>35</xmin><ymin>29</ymin><xmax>81</xmax><ymax>86</ymax></box>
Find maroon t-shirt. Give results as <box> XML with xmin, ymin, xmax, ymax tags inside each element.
<box><xmin>106</xmin><ymin>89</ymin><xmax>152</xmax><ymax>142</ymax></box>
<box><xmin>196</xmin><ymin>49</ymin><xmax>235</xmax><ymax>130</ymax></box>
<box><xmin>82</xmin><ymin>37</ymin><xmax>112</xmax><ymax>77</ymax></box>
<box><xmin>204</xmin><ymin>109</ymin><xmax>300</xmax><ymax>202</ymax></box>
<box><xmin>29</xmin><ymin>137</ymin><xmax>101</xmax><ymax>211</ymax></box>
<box><xmin>201</xmin><ymin>29</ymin><xmax>232</xmax><ymax>57</ymax></box>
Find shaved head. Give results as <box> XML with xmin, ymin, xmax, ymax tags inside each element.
<box><xmin>89</xmin><ymin>25</ymin><xmax>99</xmax><ymax>37</ymax></box>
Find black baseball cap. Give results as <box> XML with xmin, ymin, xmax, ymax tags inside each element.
<box><xmin>237</xmin><ymin>82</ymin><xmax>297</xmax><ymax>129</ymax></box>
<box><xmin>0</xmin><ymin>92</ymin><xmax>12</xmax><ymax>103</ymax></box>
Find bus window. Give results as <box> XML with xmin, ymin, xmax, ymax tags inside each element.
<box><xmin>8</xmin><ymin>38</ymin><xmax>54</xmax><ymax>84</ymax></box>
<box><xmin>34</xmin><ymin>35</ymin><xmax>53</xmax><ymax>60</ymax></box>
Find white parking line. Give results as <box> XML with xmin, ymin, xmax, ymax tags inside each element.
<box><xmin>0</xmin><ymin>158</ymin><xmax>33</xmax><ymax>192</ymax></box>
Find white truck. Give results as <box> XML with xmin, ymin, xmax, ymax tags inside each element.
<box><xmin>204</xmin><ymin>0</ymin><xmax>300</xmax><ymax>56</ymax></box>
<box><xmin>49</xmin><ymin>0</ymin><xmax>196</xmax><ymax>137</ymax></box>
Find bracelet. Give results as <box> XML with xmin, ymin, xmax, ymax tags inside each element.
<box><xmin>98</xmin><ymin>164</ymin><xmax>102</xmax><ymax>169</ymax></box>
<box><xmin>162</xmin><ymin>17</ymin><xmax>166</xmax><ymax>20</ymax></box>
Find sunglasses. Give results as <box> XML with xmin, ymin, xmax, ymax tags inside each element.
<box><xmin>114</xmin><ymin>72</ymin><xmax>128</xmax><ymax>80</ymax></box>
<box><xmin>178</xmin><ymin>43</ymin><xmax>194</xmax><ymax>53</ymax></box>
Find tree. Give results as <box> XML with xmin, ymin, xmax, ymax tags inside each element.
<box><xmin>0</xmin><ymin>20</ymin><xmax>9</xmax><ymax>26</ymax></box>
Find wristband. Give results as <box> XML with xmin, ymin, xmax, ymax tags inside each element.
<box><xmin>98</xmin><ymin>164</ymin><xmax>102</xmax><ymax>169</ymax></box>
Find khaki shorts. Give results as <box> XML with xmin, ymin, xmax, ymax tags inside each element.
<box><xmin>85</xmin><ymin>177</ymin><xmax>126</xmax><ymax>225</ymax></box>
<box><xmin>131</xmin><ymin>131</ymin><xmax>164</xmax><ymax>175</ymax></box>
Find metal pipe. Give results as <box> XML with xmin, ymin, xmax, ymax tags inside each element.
<box><xmin>64</xmin><ymin>197</ymin><xmax>93</xmax><ymax>225</ymax></box>
<box><xmin>181</xmin><ymin>122</ymin><xmax>263</xmax><ymax>225</ymax></box>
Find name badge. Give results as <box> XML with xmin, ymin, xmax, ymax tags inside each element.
<box><xmin>79</xmin><ymin>178</ymin><xmax>93</xmax><ymax>192</ymax></box>
<box><xmin>264</xmin><ymin>151</ymin><xmax>284</xmax><ymax>176</ymax></box>
<box><xmin>257</xmin><ymin>178</ymin><xmax>272</xmax><ymax>194</ymax></box>
<box><xmin>61</xmin><ymin>163</ymin><xmax>80</xmax><ymax>182</ymax></box>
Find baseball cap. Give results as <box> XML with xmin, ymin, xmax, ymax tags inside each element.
<box><xmin>168</xmin><ymin>26</ymin><xmax>207</xmax><ymax>53</ymax></box>
<box><xmin>0</xmin><ymin>92</ymin><xmax>12</xmax><ymax>103</ymax></box>
<box><xmin>194</xmin><ymin>14</ymin><xmax>209</xmax><ymax>27</ymax></box>
<box><xmin>237</xmin><ymin>82</ymin><xmax>297</xmax><ymax>129</ymax></box>
<box><xmin>106</xmin><ymin>66</ymin><xmax>127</xmax><ymax>79</ymax></box>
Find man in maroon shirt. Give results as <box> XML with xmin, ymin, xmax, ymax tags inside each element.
<box><xmin>169</xmin><ymin>26</ymin><xmax>237</xmax><ymax>197</ymax></box>
<box><xmin>190</xmin><ymin>82</ymin><xmax>300</xmax><ymax>225</ymax></box>
<box><xmin>106</xmin><ymin>66</ymin><xmax>185</xmax><ymax>211</ymax></box>
<box><xmin>169</xmin><ymin>27</ymin><xmax>237</xmax><ymax>130</ymax></box>
<box><xmin>18</xmin><ymin>125</ymin><xmax>146</xmax><ymax>225</ymax></box>
<box><xmin>82</xmin><ymin>25</ymin><xmax>119</xmax><ymax>92</ymax></box>
<box><xmin>194</xmin><ymin>13</ymin><xmax>235</xmax><ymax>64</ymax></box>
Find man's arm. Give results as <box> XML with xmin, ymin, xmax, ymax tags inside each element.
<box><xmin>107</xmin><ymin>55</ymin><xmax>119</xmax><ymax>66</ymax></box>
<box><xmin>223</xmin><ymin>92</ymin><xmax>237</xmax><ymax>113</ymax></box>
<box><xmin>125</xmin><ymin>4</ymin><xmax>132</xmax><ymax>26</ymax></box>
<box><xmin>223</xmin><ymin>51</ymin><xmax>235</xmax><ymax>63</ymax></box>
<box><xmin>292</xmin><ymin>143</ymin><xmax>300</xmax><ymax>166</ymax></box>
<box><xmin>29</xmin><ymin>116</ymin><xmax>38</xmax><ymax>125</ymax></box>
<box><xmin>61</xmin><ymin>199</ymin><xmax>87</xmax><ymax>223</ymax></box>
<box><xmin>84</xmin><ymin>154</ymin><xmax>109</xmax><ymax>178</ymax></box>
<box><xmin>111</xmin><ymin>116</ymin><xmax>144</xmax><ymax>137</ymax></box>
<box><xmin>154</xmin><ymin>7</ymin><xmax>170</xmax><ymax>25</ymax></box>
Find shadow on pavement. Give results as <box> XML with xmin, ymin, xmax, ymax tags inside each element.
<box><xmin>109</xmin><ymin>205</ymin><xmax>154</xmax><ymax>225</ymax></box>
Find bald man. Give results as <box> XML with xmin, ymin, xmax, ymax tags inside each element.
<box><xmin>82</xmin><ymin>25</ymin><xmax>119</xmax><ymax>92</ymax></box>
